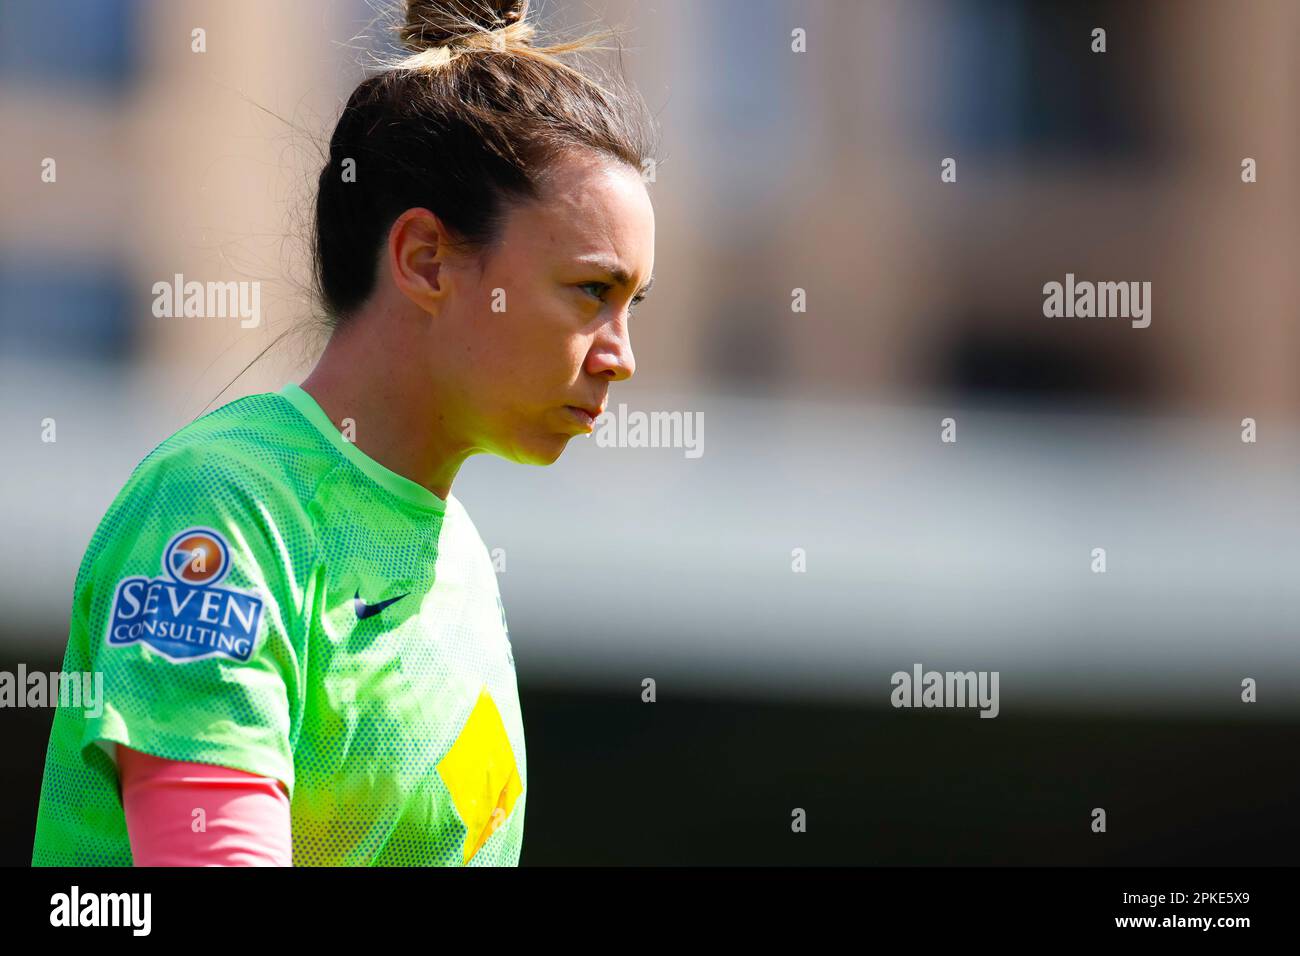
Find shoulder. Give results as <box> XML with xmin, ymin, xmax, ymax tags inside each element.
<box><xmin>83</xmin><ymin>392</ymin><xmax>331</xmax><ymax>583</ymax></box>
<box><xmin>444</xmin><ymin>492</ymin><xmax>482</xmax><ymax>539</ymax></box>
<box><xmin>443</xmin><ymin>493</ymin><xmax>498</xmax><ymax>577</ymax></box>
<box><xmin>124</xmin><ymin>391</ymin><xmax>332</xmax><ymax>516</ymax></box>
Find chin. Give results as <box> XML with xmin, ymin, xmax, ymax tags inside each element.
<box><xmin>505</xmin><ymin>432</ymin><xmax>572</xmax><ymax>466</ymax></box>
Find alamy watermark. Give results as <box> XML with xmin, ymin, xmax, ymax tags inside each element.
<box><xmin>890</xmin><ymin>663</ymin><xmax>1000</xmax><ymax>718</ymax></box>
<box><xmin>0</xmin><ymin>666</ymin><xmax>103</xmax><ymax>718</ymax></box>
<box><xmin>151</xmin><ymin>273</ymin><xmax>261</xmax><ymax>328</ymax></box>
<box><xmin>50</xmin><ymin>886</ymin><xmax>150</xmax><ymax>936</ymax></box>
<box><xmin>1042</xmin><ymin>273</ymin><xmax>1150</xmax><ymax>328</ymax></box>
<box><xmin>593</xmin><ymin>403</ymin><xmax>703</xmax><ymax>458</ymax></box>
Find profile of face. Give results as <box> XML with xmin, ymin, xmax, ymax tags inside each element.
<box><xmin>391</xmin><ymin>148</ymin><xmax>655</xmax><ymax>466</ymax></box>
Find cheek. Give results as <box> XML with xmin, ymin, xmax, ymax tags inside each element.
<box><xmin>500</xmin><ymin>302</ymin><xmax>586</xmax><ymax>373</ymax></box>
<box><xmin>466</xmin><ymin>312</ymin><xmax>551</xmax><ymax>403</ymax></box>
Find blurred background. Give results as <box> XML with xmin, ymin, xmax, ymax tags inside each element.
<box><xmin>2</xmin><ymin>0</ymin><xmax>1298</xmax><ymax>865</ymax></box>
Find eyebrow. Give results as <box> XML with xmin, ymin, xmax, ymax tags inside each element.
<box><xmin>578</xmin><ymin>256</ymin><xmax>655</xmax><ymax>297</ymax></box>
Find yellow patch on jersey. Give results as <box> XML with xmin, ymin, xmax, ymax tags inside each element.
<box><xmin>437</xmin><ymin>684</ymin><xmax>523</xmax><ymax>864</ymax></box>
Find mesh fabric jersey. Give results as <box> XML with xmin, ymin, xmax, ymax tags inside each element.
<box><xmin>32</xmin><ymin>383</ymin><xmax>526</xmax><ymax>866</ymax></box>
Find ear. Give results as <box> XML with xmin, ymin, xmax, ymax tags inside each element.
<box><xmin>387</xmin><ymin>208</ymin><xmax>455</xmax><ymax>312</ymax></box>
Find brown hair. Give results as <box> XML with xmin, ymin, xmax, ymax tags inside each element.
<box><xmin>312</xmin><ymin>0</ymin><xmax>658</xmax><ymax>326</ymax></box>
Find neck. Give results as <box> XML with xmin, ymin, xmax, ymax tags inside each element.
<box><xmin>299</xmin><ymin>319</ymin><xmax>472</xmax><ymax>501</ymax></box>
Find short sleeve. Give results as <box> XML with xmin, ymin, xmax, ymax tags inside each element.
<box><xmin>118</xmin><ymin>747</ymin><xmax>293</xmax><ymax>866</ymax></box>
<box><xmin>78</xmin><ymin>446</ymin><xmax>313</xmax><ymax>798</ymax></box>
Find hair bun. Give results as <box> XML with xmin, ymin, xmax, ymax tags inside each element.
<box><xmin>401</xmin><ymin>0</ymin><xmax>529</xmax><ymax>51</ymax></box>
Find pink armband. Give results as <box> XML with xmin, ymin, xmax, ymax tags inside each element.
<box><xmin>118</xmin><ymin>746</ymin><xmax>293</xmax><ymax>866</ymax></box>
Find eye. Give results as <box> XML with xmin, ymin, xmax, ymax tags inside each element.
<box><xmin>579</xmin><ymin>281</ymin><xmax>644</xmax><ymax>317</ymax></box>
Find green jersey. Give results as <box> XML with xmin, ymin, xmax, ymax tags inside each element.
<box><xmin>32</xmin><ymin>383</ymin><xmax>526</xmax><ymax>866</ymax></box>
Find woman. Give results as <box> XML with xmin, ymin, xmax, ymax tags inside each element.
<box><xmin>32</xmin><ymin>0</ymin><xmax>656</xmax><ymax>866</ymax></box>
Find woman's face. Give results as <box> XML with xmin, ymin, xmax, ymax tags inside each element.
<box><xmin>429</xmin><ymin>149</ymin><xmax>656</xmax><ymax>465</ymax></box>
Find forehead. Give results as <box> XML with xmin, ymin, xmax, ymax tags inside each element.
<box><xmin>505</xmin><ymin>151</ymin><xmax>654</xmax><ymax>272</ymax></box>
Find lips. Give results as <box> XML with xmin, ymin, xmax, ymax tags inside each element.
<box><xmin>565</xmin><ymin>405</ymin><xmax>603</xmax><ymax>429</ymax></box>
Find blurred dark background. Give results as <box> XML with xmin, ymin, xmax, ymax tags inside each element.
<box><xmin>7</xmin><ymin>679</ymin><xmax>1297</xmax><ymax>864</ymax></box>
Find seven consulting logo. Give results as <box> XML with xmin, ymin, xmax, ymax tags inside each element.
<box><xmin>105</xmin><ymin>528</ymin><xmax>264</xmax><ymax>663</ymax></box>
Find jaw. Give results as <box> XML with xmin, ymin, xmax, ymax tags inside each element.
<box><xmin>514</xmin><ymin>435</ymin><xmax>571</xmax><ymax>466</ymax></box>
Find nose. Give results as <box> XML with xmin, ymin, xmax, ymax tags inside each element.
<box><xmin>586</xmin><ymin>316</ymin><xmax>635</xmax><ymax>382</ymax></box>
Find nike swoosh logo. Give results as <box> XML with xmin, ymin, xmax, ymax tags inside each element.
<box><xmin>353</xmin><ymin>590</ymin><xmax>409</xmax><ymax>620</ymax></box>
